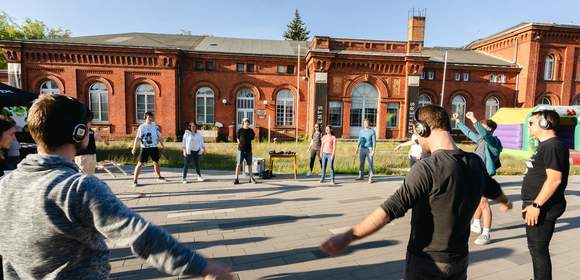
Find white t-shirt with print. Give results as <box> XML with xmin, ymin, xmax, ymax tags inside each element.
<box><xmin>137</xmin><ymin>123</ymin><xmax>161</xmax><ymax>148</ymax></box>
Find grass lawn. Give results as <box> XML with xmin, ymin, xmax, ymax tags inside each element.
<box><xmin>97</xmin><ymin>140</ymin><xmax>580</xmax><ymax>176</ymax></box>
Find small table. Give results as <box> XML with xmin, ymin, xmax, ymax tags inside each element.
<box><xmin>268</xmin><ymin>153</ymin><xmax>298</xmax><ymax>180</ymax></box>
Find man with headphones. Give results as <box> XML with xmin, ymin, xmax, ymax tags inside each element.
<box><xmin>522</xmin><ymin>109</ymin><xmax>569</xmax><ymax>280</ymax></box>
<box><xmin>321</xmin><ymin>105</ymin><xmax>512</xmax><ymax>279</ymax></box>
<box><xmin>0</xmin><ymin>95</ymin><xmax>233</xmax><ymax>279</ymax></box>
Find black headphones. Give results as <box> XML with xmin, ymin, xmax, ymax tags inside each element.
<box><xmin>538</xmin><ymin>110</ymin><xmax>553</xmax><ymax>130</ymax></box>
<box><xmin>63</xmin><ymin>96</ymin><xmax>89</xmax><ymax>143</ymax></box>
<box><xmin>414</xmin><ymin>108</ymin><xmax>431</xmax><ymax>137</ymax></box>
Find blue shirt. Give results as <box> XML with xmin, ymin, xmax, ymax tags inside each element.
<box><xmin>358</xmin><ymin>128</ymin><xmax>376</xmax><ymax>149</ymax></box>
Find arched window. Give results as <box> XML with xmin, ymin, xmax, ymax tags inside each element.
<box><xmin>276</xmin><ymin>90</ymin><xmax>294</xmax><ymax>126</ymax></box>
<box><xmin>539</xmin><ymin>96</ymin><xmax>552</xmax><ymax>105</ymax></box>
<box><xmin>349</xmin><ymin>83</ymin><xmax>378</xmax><ymax>137</ymax></box>
<box><xmin>451</xmin><ymin>95</ymin><xmax>466</xmax><ymax>128</ymax></box>
<box><xmin>196</xmin><ymin>87</ymin><xmax>215</xmax><ymax>125</ymax></box>
<box><xmin>544</xmin><ymin>55</ymin><xmax>555</xmax><ymax>80</ymax></box>
<box><xmin>39</xmin><ymin>79</ymin><xmax>60</xmax><ymax>95</ymax></box>
<box><xmin>236</xmin><ymin>88</ymin><xmax>255</xmax><ymax>129</ymax></box>
<box><xmin>574</xmin><ymin>96</ymin><xmax>580</xmax><ymax>105</ymax></box>
<box><xmin>89</xmin><ymin>82</ymin><xmax>109</xmax><ymax>122</ymax></box>
<box><xmin>418</xmin><ymin>94</ymin><xmax>432</xmax><ymax>107</ymax></box>
<box><xmin>485</xmin><ymin>96</ymin><xmax>500</xmax><ymax>119</ymax></box>
<box><xmin>135</xmin><ymin>84</ymin><xmax>155</xmax><ymax>123</ymax></box>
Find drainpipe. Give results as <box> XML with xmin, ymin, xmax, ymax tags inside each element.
<box><xmin>176</xmin><ymin>53</ymin><xmax>182</xmax><ymax>138</ymax></box>
<box><xmin>513</xmin><ymin>37</ymin><xmax>519</xmax><ymax>107</ymax></box>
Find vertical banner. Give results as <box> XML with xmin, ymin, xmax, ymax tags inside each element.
<box><xmin>406</xmin><ymin>76</ymin><xmax>420</xmax><ymax>137</ymax></box>
<box><xmin>7</xmin><ymin>63</ymin><xmax>22</xmax><ymax>89</ymax></box>
<box><xmin>314</xmin><ymin>72</ymin><xmax>328</xmax><ymax>127</ymax></box>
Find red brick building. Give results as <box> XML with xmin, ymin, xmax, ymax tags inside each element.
<box><xmin>1</xmin><ymin>17</ymin><xmax>578</xmax><ymax>140</ymax></box>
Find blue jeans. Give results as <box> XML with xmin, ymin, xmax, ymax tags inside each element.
<box><xmin>321</xmin><ymin>153</ymin><xmax>334</xmax><ymax>180</ymax></box>
<box><xmin>359</xmin><ymin>147</ymin><xmax>374</xmax><ymax>177</ymax></box>
<box><xmin>183</xmin><ymin>151</ymin><xmax>201</xmax><ymax>179</ymax></box>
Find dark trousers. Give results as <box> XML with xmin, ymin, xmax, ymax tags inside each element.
<box><xmin>183</xmin><ymin>151</ymin><xmax>201</xmax><ymax>179</ymax></box>
<box><xmin>309</xmin><ymin>149</ymin><xmax>321</xmax><ymax>172</ymax></box>
<box><xmin>524</xmin><ymin>200</ymin><xmax>565</xmax><ymax>280</ymax></box>
<box><xmin>405</xmin><ymin>253</ymin><xmax>468</xmax><ymax>280</ymax></box>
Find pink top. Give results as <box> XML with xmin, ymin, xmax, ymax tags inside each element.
<box><xmin>321</xmin><ymin>134</ymin><xmax>336</xmax><ymax>154</ymax></box>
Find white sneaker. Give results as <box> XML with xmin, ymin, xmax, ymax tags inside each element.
<box><xmin>474</xmin><ymin>234</ymin><xmax>491</xmax><ymax>245</ymax></box>
<box><xmin>470</xmin><ymin>222</ymin><xmax>482</xmax><ymax>234</ymax></box>
<box><xmin>182</xmin><ymin>180</ymin><xmax>187</xmax><ymax>184</ymax></box>
<box><xmin>197</xmin><ymin>177</ymin><xmax>204</xmax><ymax>182</ymax></box>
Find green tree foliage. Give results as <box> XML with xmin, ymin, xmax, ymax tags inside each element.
<box><xmin>0</xmin><ymin>11</ymin><xmax>70</xmax><ymax>68</ymax></box>
<box><xmin>283</xmin><ymin>9</ymin><xmax>310</xmax><ymax>41</ymax></box>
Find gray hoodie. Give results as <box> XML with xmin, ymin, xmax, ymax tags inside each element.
<box><xmin>0</xmin><ymin>154</ymin><xmax>207</xmax><ymax>279</ymax></box>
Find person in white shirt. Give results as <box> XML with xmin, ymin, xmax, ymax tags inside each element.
<box><xmin>131</xmin><ymin>112</ymin><xmax>165</xmax><ymax>187</ymax></box>
<box><xmin>182</xmin><ymin>122</ymin><xmax>205</xmax><ymax>184</ymax></box>
<box><xmin>394</xmin><ymin>131</ymin><xmax>429</xmax><ymax>167</ymax></box>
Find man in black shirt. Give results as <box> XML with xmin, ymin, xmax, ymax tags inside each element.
<box><xmin>234</xmin><ymin>118</ymin><xmax>258</xmax><ymax>184</ymax></box>
<box><xmin>521</xmin><ymin>110</ymin><xmax>569</xmax><ymax>280</ymax></box>
<box><xmin>320</xmin><ymin>105</ymin><xmax>512</xmax><ymax>280</ymax></box>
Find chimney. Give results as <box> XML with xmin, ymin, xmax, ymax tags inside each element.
<box><xmin>407</xmin><ymin>15</ymin><xmax>426</xmax><ymax>42</ymax></box>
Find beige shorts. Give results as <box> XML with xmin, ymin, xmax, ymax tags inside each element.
<box><xmin>75</xmin><ymin>154</ymin><xmax>97</xmax><ymax>175</ymax></box>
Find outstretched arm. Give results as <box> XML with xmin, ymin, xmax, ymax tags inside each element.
<box><xmin>320</xmin><ymin>208</ymin><xmax>390</xmax><ymax>256</ymax></box>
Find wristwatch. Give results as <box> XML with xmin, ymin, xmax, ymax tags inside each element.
<box><xmin>532</xmin><ymin>202</ymin><xmax>542</xmax><ymax>209</ymax></box>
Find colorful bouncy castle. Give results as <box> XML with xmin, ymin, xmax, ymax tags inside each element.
<box><xmin>491</xmin><ymin>106</ymin><xmax>580</xmax><ymax>164</ymax></box>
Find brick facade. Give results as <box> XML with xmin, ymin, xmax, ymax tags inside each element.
<box><xmin>1</xmin><ymin>19</ymin><xmax>578</xmax><ymax>140</ymax></box>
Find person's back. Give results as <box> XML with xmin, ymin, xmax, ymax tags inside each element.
<box><xmin>391</xmin><ymin>149</ymin><xmax>500</xmax><ymax>261</ymax></box>
<box><xmin>0</xmin><ymin>156</ymin><xmax>111</xmax><ymax>279</ymax></box>
<box><xmin>0</xmin><ymin>95</ymin><xmax>232</xmax><ymax>280</ymax></box>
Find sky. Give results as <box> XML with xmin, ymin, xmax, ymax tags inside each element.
<box><xmin>2</xmin><ymin>0</ymin><xmax>579</xmax><ymax>47</ymax></box>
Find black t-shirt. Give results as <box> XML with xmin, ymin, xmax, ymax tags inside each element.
<box><xmin>76</xmin><ymin>130</ymin><xmax>96</xmax><ymax>156</ymax></box>
<box><xmin>522</xmin><ymin>137</ymin><xmax>569</xmax><ymax>207</ymax></box>
<box><xmin>237</xmin><ymin>128</ymin><xmax>255</xmax><ymax>152</ymax></box>
<box><xmin>381</xmin><ymin>149</ymin><xmax>502</xmax><ymax>263</ymax></box>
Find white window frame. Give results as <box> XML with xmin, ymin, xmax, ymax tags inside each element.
<box><xmin>485</xmin><ymin>96</ymin><xmax>500</xmax><ymax>119</ymax></box>
<box><xmin>463</xmin><ymin>72</ymin><xmax>469</xmax><ymax>81</ymax></box>
<box><xmin>386</xmin><ymin>102</ymin><xmax>399</xmax><ymax>128</ymax></box>
<box><xmin>196</xmin><ymin>87</ymin><xmax>215</xmax><ymax>125</ymax></box>
<box><xmin>418</xmin><ymin>94</ymin><xmax>432</xmax><ymax>107</ymax></box>
<box><xmin>420</xmin><ymin>71</ymin><xmax>425</xmax><ymax>80</ymax></box>
<box><xmin>544</xmin><ymin>55</ymin><xmax>554</xmax><ymax>81</ymax></box>
<box><xmin>39</xmin><ymin>79</ymin><xmax>60</xmax><ymax>95</ymax></box>
<box><xmin>574</xmin><ymin>96</ymin><xmax>580</xmax><ymax>105</ymax></box>
<box><xmin>428</xmin><ymin>71</ymin><xmax>435</xmax><ymax>80</ymax></box>
<box><xmin>539</xmin><ymin>96</ymin><xmax>552</xmax><ymax>105</ymax></box>
<box><xmin>277</xmin><ymin>65</ymin><xmax>285</xmax><ymax>74</ymax></box>
<box><xmin>328</xmin><ymin>101</ymin><xmax>343</xmax><ymax>127</ymax></box>
<box><xmin>275</xmin><ymin>90</ymin><xmax>294</xmax><ymax>127</ymax></box>
<box><xmin>451</xmin><ymin>95</ymin><xmax>467</xmax><ymax>129</ymax></box>
<box><xmin>455</xmin><ymin>72</ymin><xmax>461</xmax><ymax>81</ymax></box>
<box><xmin>498</xmin><ymin>74</ymin><xmax>506</xmax><ymax>84</ymax></box>
<box><xmin>88</xmin><ymin>82</ymin><xmax>109</xmax><ymax>122</ymax></box>
<box><xmin>135</xmin><ymin>84</ymin><xmax>155</xmax><ymax>123</ymax></box>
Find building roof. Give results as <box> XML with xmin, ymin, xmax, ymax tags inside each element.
<box><xmin>466</xmin><ymin>22</ymin><xmax>580</xmax><ymax>48</ymax></box>
<box><xmin>25</xmin><ymin>32</ymin><xmax>309</xmax><ymax>57</ymax></box>
<box><xmin>421</xmin><ymin>47</ymin><xmax>517</xmax><ymax>67</ymax></box>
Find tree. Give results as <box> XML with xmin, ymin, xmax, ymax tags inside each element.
<box><xmin>0</xmin><ymin>11</ymin><xmax>70</xmax><ymax>68</ymax></box>
<box><xmin>283</xmin><ymin>9</ymin><xmax>310</xmax><ymax>41</ymax></box>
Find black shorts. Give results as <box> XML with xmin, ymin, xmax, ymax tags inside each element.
<box><xmin>139</xmin><ymin>147</ymin><xmax>160</xmax><ymax>163</ymax></box>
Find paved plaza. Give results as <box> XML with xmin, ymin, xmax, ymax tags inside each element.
<box><xmin>102</xmin><ymin>168</ymin><xmax>580</xmax><ymax>279</ymax></box>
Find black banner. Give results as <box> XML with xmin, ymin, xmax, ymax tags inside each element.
<box><xmin>406</xmin><ymin>81</ymin><xmax>420</xmax><ymax>138</ymax></box>
<box><xmin>314</xmin><ymin>74</ymin><xmax>328</xmax><ymax>127</ymax></box>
